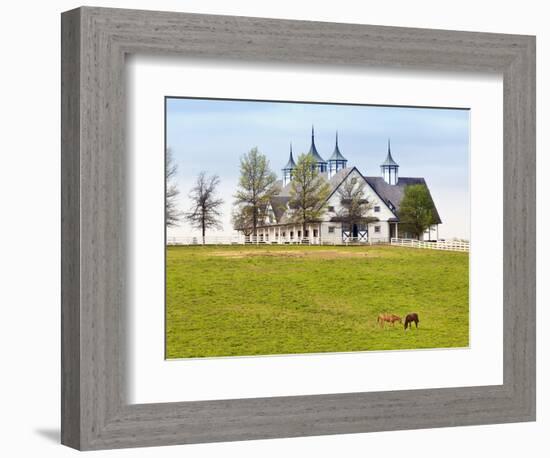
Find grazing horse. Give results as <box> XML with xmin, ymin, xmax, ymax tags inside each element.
<box><xmin>377</xmin><ymin>313</ymin><xmax>402</xmax><ymax>328</ymax></box>
<box><xmin>404</xmin><ymin>313</ymin><xmax>420</xmax><ymax>330</ymax></box>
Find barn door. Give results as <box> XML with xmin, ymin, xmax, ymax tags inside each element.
<box><xmin>342</xmin><ymin>230</ymin><xmax>351</xmax><ymax>242</ymax></box>
<box><xmin>357</xmin><ymin>230</ymin><xmax>368</xmax><ymax>242</ymax></box>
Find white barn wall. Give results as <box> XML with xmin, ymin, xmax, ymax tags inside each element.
<box><xmin>368</xmin><ymin>221</ymin><xmax>391</xmax><ymax>243</ymax></box>
<box><xmin>319</xmin><ymin>221</ymin><xmax>342</xmax><ymax>244</ymax></box>
<box><xmin>324</xmin><ymin>168</ymin><xmax>396</xmax><ymax>242</ymax></box>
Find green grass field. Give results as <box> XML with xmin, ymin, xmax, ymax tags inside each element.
<box><xmin>166</xmin><ymin>244</ymin><xmax>469</xmax><ymax>358</ymax></box>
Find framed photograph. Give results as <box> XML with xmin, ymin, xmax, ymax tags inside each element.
<box><xmin>163</xmin><ymin>99</ymin><xmax>467</xmax><ymax>360</ymax></box>
<box><xmin>61</xmin><ymin>6</ymin><xmax>535</xmax><ymax>450</ymax></box>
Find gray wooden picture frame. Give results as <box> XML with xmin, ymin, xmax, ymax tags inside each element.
<box><xmin>61</xmin><ymin>6</ymin><xmax>536</xmax><ymax>451</ymax></box>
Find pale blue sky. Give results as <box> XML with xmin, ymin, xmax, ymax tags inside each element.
<box><xmin>166</xmin><ymin>98</ymin><xmax>470</xmax><ymax>240</ymax></box>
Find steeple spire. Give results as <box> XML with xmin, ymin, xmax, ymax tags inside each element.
<box><xmin>381</xmin><ymin>138</ymin><xmax>399</xmax><ymax>185</ymax></box>
<box><xmin>307</xmin><ymin>125</ymin><xmax>327</xmax><ymax>170</ymax></box>
<box><xmin>381</xmin><ymin>138</ymin><xmax>398</xmax><ymax>166</ymax></box>
<box><xmin>282</xmin><ymin>142</ymin><xmax>297</xmax><ymax>186</ymax></box>
<box><xmin>283</xmin><ymin>142</ymin><xmax>296</xmax><ymax>169</ymax></box>
<box><xmin>328</xmin><ymin>131</ymin><xmax>346</xmax><ymax>161</ymax></box>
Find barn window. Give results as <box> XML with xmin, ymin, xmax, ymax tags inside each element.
<box><xmin>328</xmin><ymin>226</ymin><xmax>335</xmax><ymax>233</ymax></box>
<box><xmin>328</xmin><ymin>206</ymin><xmax>335</xmax><ymax>212</ymax></box>
<box><xmin>313</xmin><ymin>229</ymin><xmax>318</xmax><ymax>237</ymax></box>
<box><xmin>374</xmin><ymin>206</ymin><xmax>380</xmax><ymax>212</ymax></box>
<box><xmin>374</xmin><ymin>226</ymin><xmax>381</xmax><ymax>233</ymax></box>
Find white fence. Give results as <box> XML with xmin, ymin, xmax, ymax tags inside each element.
<box><xmin>166</xmin><ymin>236</ymin><xmax>469</xmax><ymax>251</ymax></box>
<box><xmin>390</xmin><ymin>238</ymin><xmax>469</xmax><ymax>252</ymax></box>
<box><xmin>167</xmin><ymin>235</ymin><xmax>244</xmax><ymax>245</ymax></box>
<box><xmin>167</xmin><ymin>235</ymin><xmax>391</xmax><ymax>246</ymax></box>
<box><xmin>166</xmin><ymin>235</ymin><xmax>307</xmax><ymax>245</ymax></box>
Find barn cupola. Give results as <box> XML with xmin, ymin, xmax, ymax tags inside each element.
<box><xmin>328</xmin><ymin>131</ymin><xmax>348</xmax><ymax>179</ymax></box>
<box><xmin>308</xmin><ymin>125</ymin><xmax>327</xmax><ymax>174</ymax></box>
<box><xmin>282</xmin><ymin>143</ymin><xmax>296</xmax><ymax>186</ymax></box>
<box><xmin>381</xmin><ymin>139</ymin><xmax>399</xmax><ymax>185</ymax></box>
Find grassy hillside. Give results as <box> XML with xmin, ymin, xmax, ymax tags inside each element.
<box><xmin>166</xmin><ymin>245</ymin><xmax>469</xmax><ymax>358</ymax></box>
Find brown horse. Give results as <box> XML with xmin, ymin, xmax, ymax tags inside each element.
<box><xmin>377</xmin><ymin>313</ymin><xmax>402</xmax><ymax>328</ymax></box>
<box><xmin>404</xmin><ymin>313</ymin><xmax>420</xmax><ymax>330</ymax></box>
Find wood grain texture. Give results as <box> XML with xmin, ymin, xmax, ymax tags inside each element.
<box><xmin>61</xmin><ymin>6</ymin><xmax>536</xmax><ymax>450</ymax></box>
<box><xmin>60</xmin><ymin>7</ymin><xmax>81</xmax><ymax>449</ymax></box>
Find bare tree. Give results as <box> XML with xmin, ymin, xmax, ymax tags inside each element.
<box><xmin>184</xmin><ymin>172</ymin><xmax>224</xmax><ymax>244</ymax></box>
<box><xmin>166</xmin><ymin>147</ymin><xmax>182</xmax><ymax>227</ymax></box>
<box><xmin>231</xmin><ymin>206</ymin><xmax>255</xmax><ymax>237</ymax></box>
<box><xmin>287</xmin><ymin>153</ymin><xmax>331</xmax><ymax>239</ymax></box>
<box><xmin>233</xmin><ymin>147</ymin><xmax>279</xmax><ymax>236</ymax></box>
<box><xmin>333</xmin><ymin>176</ymin><xmax>378</xmax><ymax>234</ymax></box>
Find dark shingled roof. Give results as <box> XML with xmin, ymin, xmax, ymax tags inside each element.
<box><xmin>364</xmin><ymin>176</ymin><xmax>442</xmax><ymax>224</ymax></box>
<box><xmin>270</xmin><ymin>195</ymin><xmax>290</xmax><ymax>222</ymax></box>
<box><xmin>274</xmin><ymin>179</ymin><xmax>290</xmax><ymax>197</ymax></box>
<box><xmin>275</xmin><ymin>168</ymin><xmax>349</xmax><ymax>201</ymax></box>
<box><xmin>266</xmin><ymin>167</ymin><xmax>442</xmax><ymax>225</ymax></box>
<box><xmin>269</xmin><ymin>169</ymin><xmax>350</xmax><ymax>224</ymax></box>
<box><xmin>328</xmin><ymin>167</ymin><xmax>350</xmax><ymax>189</ymax></box>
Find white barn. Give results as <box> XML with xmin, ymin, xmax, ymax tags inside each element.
<box><xmin>256</xmin><ymin>128</ymin><xmax>441</xmax><ymax>244</ymax></box>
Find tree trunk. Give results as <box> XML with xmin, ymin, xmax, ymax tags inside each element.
<box><xmin>253</xmin><ymin>211</ymin><xmax>257</xmax><ymax>238</ymax></box>
<box><xmin>202</xmin><ymin>220</ymin><xmax>206</xmax><ymax>245</ymax></box>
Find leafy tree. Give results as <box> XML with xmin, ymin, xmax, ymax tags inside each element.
<box><xmin>334</xmin><ymin>176</ymin><xmax>378</xmax><ymax>233</ymax></box>
<box><xmin>287</xmin><ymin>154</ymin><xmax>331</xmax><ymax>239</ymax></box>
<box><xmin>233</xmin><ymin>147</ymin><xmax>279</xmax><ymax>236</ymax></box>
<box><xmin>184</xmin><ymin>172</ymin><xmax>224</xmax><ymax>244</ymax></box>
<box><xmin>166</xmin><ymin>147</ymin><xmax>182</xmax><ymax>227</ymax></box>
<box><xmin>398</xmin><ymin>184</ymin><xmax>437</xmax><ymax>239</ymax></box>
